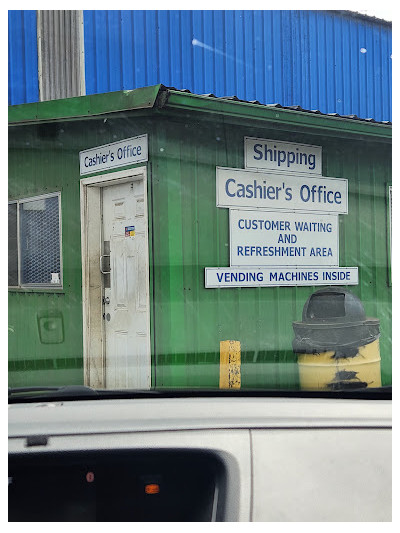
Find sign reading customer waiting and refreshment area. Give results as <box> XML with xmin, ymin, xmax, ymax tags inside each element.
<box><xmin>229</xmin><ymin>210</ymin><xmax>339</xmax><ymax>267</ymax></box>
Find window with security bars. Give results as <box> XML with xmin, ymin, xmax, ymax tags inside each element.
<box><xmin>8</xmin><ymin>194</ymin><xmax>62</xmax><ymax>287</ymax></box>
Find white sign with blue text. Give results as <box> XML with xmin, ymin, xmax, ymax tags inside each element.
<box><xmin>230</xmin><ymin>209</ymin><xmax>339</xmax><ymax>267</ymax></box>
<box><xmin>205</xmin><ymin>138</ymin><xmax>357</xmax><ymax>288</ymax></box>
<box><xmin>79</xmin><ymin>134</ymin><xmax>148</xmax><ymax>175</ymax></box>
<box><xmin>244</xmin><ymin>137</ymin><xmax>322</xmax><ymax>175</ymax></box>
<box><xmin>205</xmin><ymin>267</ymin><xmax>358</xmax><ymax>288</ymax></box>
<box><xmin>216</xmin><ymin>167</ymin><xmax>348</xmax><ymax>214</ymax></box>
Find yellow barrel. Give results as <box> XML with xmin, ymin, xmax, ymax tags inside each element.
<box><xmin>298</xmin><ymin>338</ymin><xmax>381</xmax><ymax>390</ymax></box>
<box><xmin>293</xmin><ymin>288</ymin><xmax>382</xmax><ymax>391</ymax></box>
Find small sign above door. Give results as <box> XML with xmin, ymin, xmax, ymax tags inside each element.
<box><xmin>79</xmin><ymin>134</ymin><xmax>148</xmax><ymax>175</ymax></box>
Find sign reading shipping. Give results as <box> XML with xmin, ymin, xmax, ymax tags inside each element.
<box><xmin>244</xmin><ymin>137</ymin><xmax>322</xmax><ymax>175</ymax></box>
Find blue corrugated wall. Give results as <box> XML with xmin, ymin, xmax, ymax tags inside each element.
<box><xmin>8</xmin><ymin>10</ymin><xmax>39</xmax><ymax>105</ymax></box>
<box><xmin>8</xmin><ymin>10</ymin><xmax>392</xmax><ymax>122</ymax></box>
<box><xmin>82</xmin><ymin>10</ymin><xmax>392</xmax><ymax>122</ymax></box>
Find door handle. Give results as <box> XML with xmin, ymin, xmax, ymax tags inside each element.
<box><xmin>100</xmin><ymin>254</ymin><xmax>111</xmax><ymax>275</ymax></box>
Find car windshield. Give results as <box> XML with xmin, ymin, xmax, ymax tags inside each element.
<box><xmin>8</xmin><ymin>9</ymin><xmax>392</xmax><ymax>399</ymax></box>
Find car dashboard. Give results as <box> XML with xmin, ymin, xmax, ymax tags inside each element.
<box><xmin>8</xmin><ymin>395</ymin><xmax>392</xmax><ymax>521</ymax></box>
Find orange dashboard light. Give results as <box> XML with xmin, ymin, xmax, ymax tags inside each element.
<box><xmin>145</xmin><ymin>483</ymin><xmax>160</xmax><ymax>495</ymax></box>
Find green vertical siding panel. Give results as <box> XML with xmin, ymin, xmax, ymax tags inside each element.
<box><xmin>179</xmin><ymin>124</ymin><xmax>200</xmax><ymax>387</ymax></box>
<box><xmin>194</xmin><ymin>123</ymin><xmax>223</xmax><ymax>387</ymax></box>
<box><xmin>163</xmin><ymin>126</ymin><xmax>186</xmax><ymax>386</ymax></box>
<box><xmin>373</xmin><ymin>148</ymin><xmax>391</xmax><ymax>384</ymax></box>
<box><xmin>325</xmin><ymin>138</ymin><xmax>392</xmax><ymax>386</ymax></box>
<box><xmin>146</xmin><ymin>139</ymin><xmax>156</xmax><ymax>388</ymax></box>
<box><xmin>149</xmin><ymin>120</ymin><xmax>172</xmax><ymax>387</ymax></box>
<box><xmin>8</xmin><ymin>125</ymin><xmax>84</xmax><ymax>387</ymax></box>
<box><xmin>216</xmin><ymin>125</ymin><xmax>241</xmax><ymax>383</ymax></box>
<box><xmin>151</xmin><ymin>119</ymin><xmax>213</xmax><ymax>388</ymax></box>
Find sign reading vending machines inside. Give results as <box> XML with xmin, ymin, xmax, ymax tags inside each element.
<box><xmin>205</xmin><ymin>138</ymin><xmax>358</xmax><ymax>288</ymax></box>
<box><xmin>205</xmin><ymin>267</ymin><xmax>358</xmax><ymax>288</ymax></box>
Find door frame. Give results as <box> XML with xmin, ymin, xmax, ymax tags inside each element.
<box><xmin>80</xmin><ymin>166</ymin><xmax>150</xmax><ymax>388</ymax></box>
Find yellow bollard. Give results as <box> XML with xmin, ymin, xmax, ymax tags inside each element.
<box><xmin>220</xmin><ymin>340</ymin><xmax>241</xmax><ymax>389</ymax></box>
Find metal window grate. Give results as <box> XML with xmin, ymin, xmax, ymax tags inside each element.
<box><xmin>19</xmin><ymin>195</ymin><xmax>61</xmax><ymax>285</ymax></box>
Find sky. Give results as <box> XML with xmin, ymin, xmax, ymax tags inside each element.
<box><xmin>356</xmin><ymin>9</ymin><xmax>392</xmax><ymax>21</ymax></box>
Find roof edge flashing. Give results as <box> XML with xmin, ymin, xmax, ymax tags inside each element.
<box><xmin>8</xmin><ymin>84</ymin><xmax>163</xmax><ymax>125</ymax></box>
<box><xmin>162</xmin><ymin>89</ymin><xmax>391</xmax><ymax>139</ymax></box>
<box><xmin>8</xmin><ymin>84</ymin><xmax>391</xmax><ymax>140</ymax></box>
<box><xmin>154</xmin><ymin>85</ymin><xmax>171</xmax><ymax>109</ymax></box>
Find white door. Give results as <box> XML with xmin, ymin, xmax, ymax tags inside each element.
<box><xmin>101</xmin><ymin>179</ymin><xmax>150</xmax><ymax>389</ymax></box>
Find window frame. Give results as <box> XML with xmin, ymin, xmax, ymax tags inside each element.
<box><xmin>8</xmin><ymin>200</ymin><xmax>19</xmax><ymax>288</ymax></box>
<box><xmin>8</xmin><ymin>192</ymin><xmax>63</xmax><ymax>289</ymax></box>
<box><xmin>387</xmin><ymin>184</ymin><xmax>392</xmax><ymax>287</ymax></box>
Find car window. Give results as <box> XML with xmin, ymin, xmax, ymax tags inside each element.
<box><xmin>8</xmin><ymin>9</ymin><xmax>392</xmax><ymax>398</ymax></box>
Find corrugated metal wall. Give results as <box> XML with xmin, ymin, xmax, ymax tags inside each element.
<box><xmin>37</xmin><ymin>10</ymin><xmax>85</xmax><ymax>101</ymax></box>
<box><xmin>83</xmin><ymin>10</ymin><xmax>392</xmax><ymax>122</ymax></box>
<box><xmin>8</xmin><ymin>10</ymin><xmax>39</xmax><ymax>105</ymax></box>
<box><xmin>9</xmin><ymin>10</ymin><xmax>392</xmax><ymax>121</ymax></box>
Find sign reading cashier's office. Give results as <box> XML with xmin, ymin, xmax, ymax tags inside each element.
<box><xmin>79</xmin><ymin>134</ymin><xmax>148</xmax><ymax>175</ymax></box>
<box><xmin>206</xmin><ymin>137</ymin><xmax>358</xmax><ymax>289</ymax></box>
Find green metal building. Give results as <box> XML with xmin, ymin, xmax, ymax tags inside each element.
<box><xmin>8</xmin><ymin>85</ymin><xmax>392</xmax><ymax>390</ymax></box>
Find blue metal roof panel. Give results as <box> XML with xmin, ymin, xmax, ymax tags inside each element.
<box><xmin>8</xmin><ymin>10</ymin><xmax>39</xmax><ymax>105</ymax></box>
<box><xmin>8</xmin><ymin>9</ymin><xmax>392</xmax><ymax>122</ymax></box>
<box><xmin>83</xmin><ymin>10</ymin><xmax>392</xmax><ymax>122</ymax></box>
